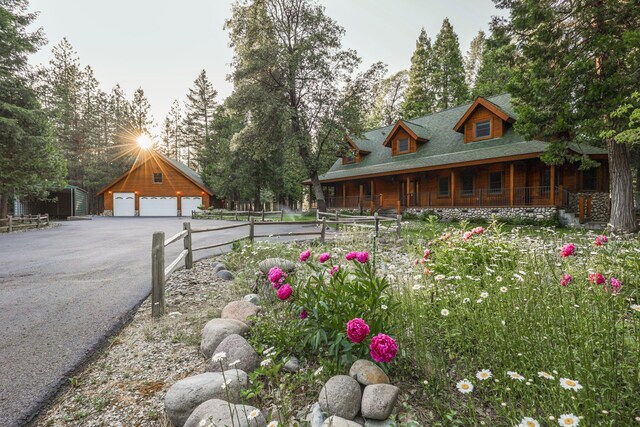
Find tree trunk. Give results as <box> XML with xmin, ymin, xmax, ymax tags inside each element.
<box><xmin>310</xmin><ymin>172</ymin><xmax>326</xmax><ymax>213</ymax></box>
<box><xmin>608</xmin><ymin>139</ymin><xmax>637</xmax><ymax>233</ymax></box>
<box><xmin>0</xmin><ymin>194</ymin><xmax>8</xmax><ymax>218</ymax></box>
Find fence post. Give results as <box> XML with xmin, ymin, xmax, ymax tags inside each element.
<box><xmin>45</xmin><ymin>213</ymin><xmax>49</xmax><ymax>226</ymax></box>
<box><xmin>183</xmin><ymin>222</ymin><xmax>193</xmax><ymax>269</ymax></box>
<box><xmin>396</xmin><ymin>214</ymin><xmax>402</xmax><ymax>239</ymax></box>
<box><xmin>396</xmin><ymin>200</ymin><xmax>401</xmax><ymax>215</ymax></box>
<box><xmin>320</xmin><ymin>217</ymin><xmax>326</xmax><ymax>244</ymax></box>
<box><xmin>152</xmin><ymin>232</ymin><xmax>166</xmax><ymax>318</ymax></box>
<box><xmin>374</xmin><ymin>212</ymin><xmax>379</xmax><ymax>238</ymax></box>
<box><xmin>249</xmin><ymin>218</ymin><xmax>255</xmax><ymax>242</ymax></box>
<box><xmin>280</xmin><ymin>210</ymin><xmax>284</xmax><ymax>221</ymax></box>
<box><xmin>36</xmin><ymin>215</ymin><xmax>41</xmax><ymax>229</ymax></box>
<box><xmin>8</xmin><ymin>216</ymin><xmax>13</xmax><ymax>232</ymax></box>
<box><xmin>262</xmin><ymin>210</ymin><xmax>265</xmax><ymax>221</ymax></box>
<box><xmin>336</xmin><ymin>211</ymin><xmax>340</xmax><ymax>232</ymax></box>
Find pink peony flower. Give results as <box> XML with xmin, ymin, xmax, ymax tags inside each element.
<box><xmin>345</xmin><ymin>251</ymin><xmax>358</xmax><ymax>261</ymax></box>
<box><xmin>319</xmin><ymin>252</ymin><xmax>331</xmax><ymax>263</ymax></box>
<box><xmin>560</xmin><ymin>243</ymin><xmax>576</xmax><ymax>258</ymax></box>
<box><xmin>268</xmin><ymin>266</ymin><xmax>283</xmax><ymax>283</ymax></box>
<box><xmin>594</xmin><ymin>235</ymin><xmax>609</xmax><ymax>247</ymax></box>
<box><xmin>276</xmin><ymin>284</ymin><xmax>292</xmax><ymax>300</ymax></box>
<box><xmin>423</xmin><ymin>249</ymin><xmax>430</xmax><ymax>260</ymax></box>
<box><xmin>369</xmin><ymin>333</ymin><xmax>398</xmax><ymax>363</ymax></box>
<box><xmin>356</xmin><ymin>251</ymin><xmax>369</xmax><ymax>264</ymax></box>
<box><xmin>463</xmin><ymin>231</ymin><xmax>473</xmax><ymax>241</ymax></box>
<box><xmin>560</xmin><ymin>273</ymin><xmax>572</xmax><ymax>287</ymax></box>
<box><xmin>299</xmin><ymin>309</ymin><xmax>308</xmax><ymax>320</ymax></box>
<box><xmin>346</xmin><ymin>318</ymin><xmax>370</xmax><ymax>343</ymax></box>
<box><xmin>473</xmin><ymin>226</ymin><xmax>484</xmax><ymax>235</ymax></box>
<box><xmin>609</xmin><ymin>277</ymin><xmax>622</xmax><ymax>294</ymax></box>
<box><xmin>330</xmin><ymin>265</ymin><xmax>340</xmax><ymax>276</ymax></box>
<box><xmin>589</xmin><ymin>272</ymin><xmax>605</xmax><ymax>285</ymax></box>
<box><xmin>299</xmin><ymin>249</ymin><xmax>311</xmax><ymax>262</ymax></box>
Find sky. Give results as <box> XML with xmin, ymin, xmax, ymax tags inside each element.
<box><xmin>27</xmin><ymin>0</ymin><xmax>505</xmax><ymax>133</ymax></box>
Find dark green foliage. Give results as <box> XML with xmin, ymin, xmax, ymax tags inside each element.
<box><xmin>430</xmin><ymin>18</ymin><xmax>469</xmax><ymax>110</ymax></box>
<box><xmin>403</xmin><ymin>28</ymin><xmax>436</xmax><ymax>119</ymax></box>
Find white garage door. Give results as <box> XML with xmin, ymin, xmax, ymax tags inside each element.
<box><xmin>113</xmin><ymin>192</ymin><xmax>135</xmax><ymax>217</ymax></box>
<box><xmin>139</xmin><ymin>196</ymin><xmax>177</xmax><ymax>217</ymax></box>
<box><xmin>181</xmin><ymin>197</ymin><xmax>203</xmax><ymax>217</ymax></box>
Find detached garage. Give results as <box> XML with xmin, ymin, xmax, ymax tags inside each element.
<box><xmin>98</xmin><ymin>151</ymin><xmax>214</xmax><ymax>217</ymax></box>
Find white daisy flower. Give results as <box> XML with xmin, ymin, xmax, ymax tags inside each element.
<box><xmin>267</xmin><ymin>422</ymin><xmax>279</xmax><ymax>427</ymax></box>
<box><xmin>631</xmin><ymin>304</ymin><xmax>640</xmax><ymax>312</ymax></box>
<box><xmin>228</xmin><ymin>359</ymin><xmax>241</xmax><ymax>367</ymax></box>
<box><xmin>212</xmin><ymin>352</ymin><xmax>227</xmax><ymax>362</ymax></box>
<box><xmin>313</xmin><ymin>366</ymin><xmax>324</xmax><ymax>376</ymax></box>
<box><xmin>260</xmin><ymin>358</ymin><xmax>272</xmax><ymax>367</ymax></box>
<box><xmin>463</xmin><ymin>298</ymin><xmax>470</xmax><ymax>304</ymax></box>
<box><xmin>538</xmin><ymin>371</ymin><xmax>554</xmax><ymax>380</ymax></box>
<box><xmin>518</xmin><ymin>417</ymin><xmax>540</xmax><ymax>427</ymax></box>
<box><xmin>441</xmin><ymin>309</ymin><xmax>450</xmax><ymax>316</ymax></box>
<box><xmin>248</xmin><ymin>409</ymin><xmax>260</xmax><ymax>420</ymax></box>
<box><xmin>221</xmin><ymin>379</ymin><xmax>232</xmax><ymax>389</ymax></box>
<box><xmin>476</xmin><ymin>369</ymin><xmax>492</xmax><ymax>381</ymax></box>
<box><xmin>476</xmin><ymin>298</ymin><xmax>483</xmax><ymax>304</ymax></box>
<box><xmin>507</xmin><ymin>371</ymin><xmax>525</xmax><ymax>381</ymax></box>
<box><xmin>435</xmin><ymin>274</ymin><xmax>445</xmax><ymax>281</ymax></box>
<box><xmin>480</xmin><ymin>291</ymin><xmax>489</xmax><ymax>298</ymax></box>
<box><xmin>412</xmin><ymin>284</ymin><xmax>423</xmax><ymax>290</ymax></box>
<box><xmin>456</xmin><ymin>379</ymin><xmax>473</xmax><ymax>394</ymax></box>
<box><xmin>262</xmin><ymin>346</ymin><xmax>275</xmax><ymax>355</ymax></box>
<box><xmin>558</xmin><ymin>413</ymin><xmax>580</xmax><ymax>426</ymax></box>
<box><xmin>500</xmin><ymin>286</ymin><xmax>508</xmax><ymax>293</ymax></box>
<box><xmin>496</xmin><ymin>276</ymin><xmax>503</xmax><ymax>282</ymax></box>
<box><xmin>559</xmin><ymin>378</ymin><xmax>583</xmax><ymax>391</ymax></box>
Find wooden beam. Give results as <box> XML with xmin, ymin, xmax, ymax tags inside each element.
<box><xmin>509</xmin><ymin>163</ymin><xmax>515</xmax><ymax>206</ymax></box>
<box><xmin>406</xmin><ymin>177</ymin><xmax>411</xmax><ymax>207</ymax></box>
<box><xmin>451</xmin><ymin>170</ymin><xmax>455</xmax><ymax>207</ymax></box>
<box><xmin>342</xmin><ymin>183</ymin><xmax>346</xmax><ymax>208</ymax></box>
<box><xmin>550</xmin><ymin>165</ymin><xmax>556</xmax><ymax>205</ymax></box>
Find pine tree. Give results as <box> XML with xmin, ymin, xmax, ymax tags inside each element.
<box><xmin>129</xmin><ymin>87</ymin><xmax>153</xmax><ymax>136</ymax></box>
<box><xmin>402</xmin><ymin>28</ymin><xmax>435</xmax><ymax>119</ymax></box>
<box><xmin>0</xmin><ymin>0</ymin><xmax>66</xmax><ymax>216</ymax></box>
<box><xmin>367</xmin><ymin>70</ymin><xmax>409</xmax><ymax>127</ymax></box>
<box><xmin>464</xmin><ymin>30</ymin><xmax>485</xmax><ymax>90</ymax></box>
<box><xmin>498</xmin><ymin>0</ymin><xmax>640</xmax><ymax>232</ymax></box>
<box><xmin>431</xmin><ymin>18</ymin><xmax>469</xmax><ymax>110</ymax></box>
<box><xmin>160</xmin><ymin>100</ymin><xmax>182</xmax><ymax>160</ymax></box>
<box><xmin>182</xmin><ymin>70</ymin><xmax>217</xmax><ymax>171</ymax></box>
<box><xmin>472</xmin><ymin>22</ymin><xmax>518</xmax><ymax>98</ymax></box>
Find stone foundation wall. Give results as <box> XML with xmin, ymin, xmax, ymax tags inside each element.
<box><xmin>405</xmin><ymin>206</ymin><xmax>558</xmax><ymax>222</ymax></box>
<box><xmin>567</xmin><ymin>192</ymin><xmax>610</xmax><ymax>223</ymax></box>
<box><xmin>103</xmin><ymin>210</ymin><xmax>113</xmax><ymax>217</ymax></box>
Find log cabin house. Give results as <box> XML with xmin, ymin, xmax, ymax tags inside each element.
<box><xmin>316</xmin><ymin>94</ymin><xmax>610</xmax><ymax>222</ymax></box>
<box><xmin>98</xmin><ymin>150</ymin><xmax>214</xmax><ymax>216</ymax></box>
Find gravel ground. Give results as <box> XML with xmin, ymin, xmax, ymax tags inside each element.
<box><xmin>33</xmin><ymin>259</ymin><xmax>242</xmax><ymax>427</ymax></box>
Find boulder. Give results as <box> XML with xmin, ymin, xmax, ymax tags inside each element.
<box><xmin>282</xmin><ymin>357</ymin><xmax>300</xmax><ymax>373</ymax></box>
<box><xmin>221</xmin><ymin>300</ymin><xmax>260</xmax><ymax>326</ymax></box>
<box><xmin>212</xmin><ymin>264</ymin><xmax>227</xmax><ymax>273</ymax></box>
<box><xmin>306</xmin><ymin>402</ymin><xmax>325</xmax><ymax>427</ymax></box>
<box><xmin>216</xmin><ymin>270</ymin><xmax>235</xmax><ymax>281</ymax></box>
<box><xmin>258</xmin><ymin>258</ymin><xmax>296</xmax><ymax>275</ymax></box>
<box><xmin>211</xmin><ymin>334</ymin><xmax>260</xmax><ymax>373</ymax></box>
<box><xmin>318</xmin><ymin>375</ymin><xmax>361</xmax><ymax>420</ymax></box>
<box><xmin>184</xmin><ymin>399</ymin><xmax>266</xmax><ymax>427</ymax></box>
<box><xmin>165</xmin><ymin>370</ymin><xmax>248</xmax><ymax>427</ymax></box>
<box><xmin>360</xmin><ymin>384</ymin><xmax>399</xmax><ymax>420</ymax></box>
<box><xmin>321</xmin><ymin>416</ymin><xmax>362</xmax><ymax>427</ymax></box>
<box><xmin>364</xmin><ymin>419</ymin><xmax>396</xmax><ymax>427</ymax></box>
<box><xmin>200</xmin><ymin>318</ymin><xmax>250</xmax><ymax>359</ymax></box>
<box><xmin>211</xmin><ymin>261</ymin><xmax>219</xmax><ymax>269</ymax></box>
<box><xmin>243</xmin><ymin>293</ymin><xmax>261</xmax><ymax>305</ymax></box>
<box><xmin>349</xmin><ymin>360</ymin><xmax>390</xmax><ymax>386</ymax></box>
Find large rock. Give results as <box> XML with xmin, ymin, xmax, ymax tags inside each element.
<box><xmin>282</xmin><ymin>356</ymin><xmax>300</xmax><ymax>373</ymax></box>
<box><xmin>360</xmin><ymin>384</ymin><xmax>399</xmax><ymax>420</ymax></box>
<box><xmin>244</xmin><ymin>293</ymin><xmax>261</xmax><ymax>305</ymax></box>
<box><xmin>221</xmin><ymin>300</ymin><xmax>260</xmax><ymax>326</ymax></box>
<box><xmin>213</xmin><ymin>264</ymin><xmax>227</xmax><ymax>273</ymax></box>
<box><xmin>322</xmin><ymin>416</ymin><xmax>362</xmax><ymax>427</ymax></box>
<box><xmin>216</xmin><ymin>270</ymin><xmax>235</xmax><ymax>281</ymax></box>
<box><xmin>165</xmin><ymin>370</ymin><xmax>248</xmax><ymax>427</ymax></box>
<box><xmin>349</xmin><ymin>360</ymin><xmax>390</xmax><ymax>386</ymax></box>
<box><xmin>364</xmin><ymin>419</ymin><xmax>396</xmax><ymax>427</ymax></box>
<box><xmin>306</xmin><ymin>402</ymin><xmax>325</xmax><ymax>427</ymax></box>
<box><xmin>318</xmin><ymin>375</ymin><xmax>361</xmax><ymax>420</ymax></box>
<box><xmin>258</xmin><ymin>258</ymin><xmax>296</xmax><ymax>274</ymax></box>
<box><xmin>184</xmin><ymin>399</ymin><xmax>266</xmax><ymax>427</ymax></box>
<box><xmin>211</xmin><ymin>334</ymin><xmax>260</xmax><ymax>373</ymax></box>
<box><xmin>201</xmin><ymin>318</ymin><xmax>250</xmax><ymax>359</ymax></box>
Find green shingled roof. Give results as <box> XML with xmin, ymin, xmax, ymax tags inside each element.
<box><xmin>160</xmin><ymin>152</ymin><xmax>214</xmax><ymax>194</ymax></box>
<box><xmin>318</xmin><ymin>94</ymin><xmax>607</xmax><ymax>182</ymax></box>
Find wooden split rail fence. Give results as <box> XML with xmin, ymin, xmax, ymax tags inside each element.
<box><xmin>0</xmin><ymin>214</ymin><xmax>49</xmax><ymax>233</ymax></box>
<box><xmin>150</xmin><ymin>213</ymin><xmax>402</xmax><ymax>317</ymax></box>
<box><xmin>193</xmin><ymin>209</ymin><xmax>285</xmax><ymax>222</ymax></box>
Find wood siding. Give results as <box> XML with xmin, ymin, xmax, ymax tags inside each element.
<box><xmin>463</xmin><ymin>105</ymin><xmax>505</xmax><ymax>143</ymax></box>
<box><xmin>390</xmin><ymin>129</ymin><xmax>417</xmax><ymax>156</ymax></box>
<box><xmin>103</xmin><ymin>156</ymin><xmax>210</xmax><ymax>211</ymax></box>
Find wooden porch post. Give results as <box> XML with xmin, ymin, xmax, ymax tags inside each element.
<box><xmin>550</xmin><ymin>165</ymin><xmax>556</xmax><ymax>205</ymax></box>
<box><xmin>371</xmin><ymin>179</ymin><xmax>375</xmax><ymax>212</ymax></box>
<box><xmin>406</xmin><ymin>177</ymin><xmax>410</xmax><ymax>207</ymax></box>
<box><xmin>510</xmin><ymin>163</ymin><xmax>515</xmax><ymax>206</ymax></box>
<box><xmin>342</xmin><ymin>183</ymin><xmax>346</xmax><ymax>208</ymax></box>
<box><xmin>359</xmin><ymin>184</ymin><xmax>364</xmax><ymax>211</ymax></box>
<box><xmin>450</xmin><ymin>170</ymin><xmax>456</xmax><ymax>207</ymax></box>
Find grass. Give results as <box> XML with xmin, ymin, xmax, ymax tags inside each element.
<box><xmin>222</xmin><ymin>218</ymin><xmax>639</xmax><ymax>426</ymax></box>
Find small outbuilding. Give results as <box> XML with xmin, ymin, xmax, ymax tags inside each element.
<box><xmin>98</xmin><ymin>151</ymin><xmax>214</xmax><ymax>217</ymax></box>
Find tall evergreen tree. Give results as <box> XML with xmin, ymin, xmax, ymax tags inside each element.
<box><xmin>402</xmin><ymin>28</ymin><xmax>435</xmax><ymax>119</ymax></box>
<box><xmin>182</xmin><ymin>70</ymin><xmax>217</xmax><ymax>171</ymax></box>
<box><xmin>129</xmin><ymin>87</ymin><xmax>153</xmax><ymax>137</ymax></box>
<box><xmin>472</xmin><ymin>21</ymin><xmax>518</xmax><ymax>98</ymax></box>
<box><xmin>497</xmin><ymin>0</ymin><xmax>640</xmax><ymax>232</ymax></box>
<box><xmin>367</xmin><ymin>70</ymin><xmax>409</xmax><ymax>127</ymax></box>
<box><xmin>0</xmin><ymin>0</ymin><xmax>66</xmax><ymax>216</ymax></box>
<box><xmin>464</xmin><ymin>30</ymin><xmax>485</xmax><ymax>89</ymax></box>
<box><xmin>160</xmin><ymin>99</ymin><xmax>182</xmax><ymax>160</ymax></box>
<box><xmin>430</xmin><ymin>18</ymin><xmax>469</xmax><ymax>110</ymax></box>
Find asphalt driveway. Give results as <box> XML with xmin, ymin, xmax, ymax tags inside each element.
<box><xmin>0</xmin><ymin>217</ymin><xmax>321</xmax><ymax>427</ymax></box>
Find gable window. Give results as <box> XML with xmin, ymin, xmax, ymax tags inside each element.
<box><xmin>582</xmin><ymin>168</ymin><xmax>598</xmax><ymax>191</ymax></box>
<box><xmin>461</xmin><ymin>172</ymin><xmax>474</xmax><ymax>196</ymax></box>
<box><xmin>474</xmin><ymin>120</ymin><xmax>491</xmax><ymax>139</ymax></box>
<box><xmin>438</xmin><ymin>176</ymin><xmax>450</xmax><ymax>197</ymax></box>
<box><xmin>153</xmin><ymin>173</ymin><xmax>163</xmax><ymax>184</ymax></box>
<box><xmin>344</xmin><ymin>152</ymin><xmax>356</xmax><ymax>164</ymax></box>
<box><xmin>489</xmin><ymin>172</ymin><xmax>503</xmax><ymax>194</ymax></box>
<box><xmin>397</xmin><ymin>138</ymin><xmax>410</xmax><ymax>154</ymax></box>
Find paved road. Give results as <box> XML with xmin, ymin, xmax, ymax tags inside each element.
<box><xmin>0</xmin><ymin>217</ymin><xmax>320</xmax><ymax>427</ymax></box>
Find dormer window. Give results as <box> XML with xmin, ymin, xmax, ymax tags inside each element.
<box><xmin>398</xmin><ymin>138</ymin><xmax>410</xmax><ymax>154</ymax></box>
<box><xmin>475</xmin><ymin>120</ymin><xmax>491</xmax><ymax>139</ymax></box>
<box><xmin>383</xmin><ymin>120</ymin><xmax>428</xmax><ymax>156</ymax></box>
<box><xmin>344</xmin><ymin>152</ymin><xmax>357</xmax><ymax>164</ymax></box>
